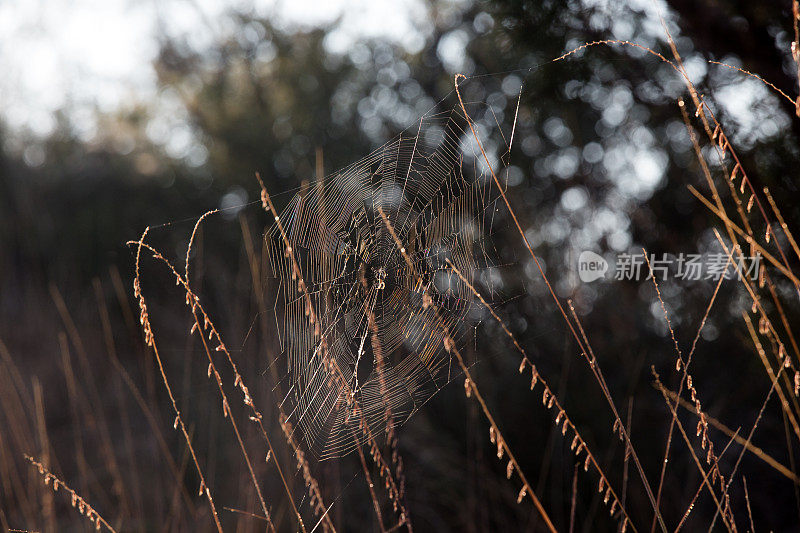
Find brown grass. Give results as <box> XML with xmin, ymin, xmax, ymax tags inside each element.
<box><xmin>2</xmin><ymin>4</ymin><xmax>800</xmax><ymax>532</ymax></box>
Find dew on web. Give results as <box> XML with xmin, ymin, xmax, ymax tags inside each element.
<box><xmin>265</xmin><ymin>104</ymin><xmax>509</xmax><ymax>459</ymax></box>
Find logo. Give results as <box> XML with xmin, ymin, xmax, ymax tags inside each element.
<box><xmin>578</xmin><ymin>251</ymin><xmax>608</xmax><ymax>282</ymax></box>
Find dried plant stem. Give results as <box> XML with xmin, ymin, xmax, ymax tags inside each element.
<box><xmin>650</xmin><ymin>371</ymin><xmax>732</xmax><ymax>532</ymax></box>
<box><xmin>188</xmin><ymin>304</ymin><xmax>276</xmax><ymax>533</ymax></box>
<box><xmin>354</xmin><ymin>437</ymin><xmax>386</xmax><ymax>532</ymax></box>
<box><xmin>454</xmin><ymin>72</ymin><xmax>661</xmax><ymax>533</ymax></box>
<box><xmin>446</xmin><ymin>260</ymin><xmax>632</xmax><ymax>527</ymax></box>
<box><xmin>25</xmin><ymin>455</ymin><xmax>117</xmax><ymax>532</ymax></box>
<box><xmin>130</xmin><ymin>235</ymin><xmax>311</xmax><ymax>533</ymax></box>
<box><xmin>712</xmin><ymin>234</ymin><xmax>800</xmax><ymax>442</ymax></box>
<box><xmin>378</xmin><ymin>208</ymin><xmax>558</xmax><ymax>533</ymax></box>
<box><xmin>709</xmin><ymin>313</ymin><xmax>787</xmax><ymax>530</ymax></box>
<box><xmin>132</xmin><ymin>229</ymin><xmax>223</xmax><ymax>533</ymax></box>
<box><xmin>645</xmin><ymin>250</ymin><xmax>730</xmax><ymax>531</ymax></box>
<box><xmin>656</xmin><ymin>384</ymin><xmax>799</xmax><ymax>484</ymax></box>
<box><xmin>257</xmin><ymin>176</ymin><xmax>408</xmax><ymax>531</ymax></box>
<box><xmin>708</xmin><ymin>61</ymin><xmax>794</xmax><ymax>104</ymax></box>
<box><xmin>32</xmin><ymin>379</ymin><xmax>55</xmax><ymax>532</ymax></box>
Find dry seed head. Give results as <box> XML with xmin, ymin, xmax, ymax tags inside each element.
<box><xmin>516</xmin><ymin>486</ymin><xmax>527</xmax><ymax>504</ymax></box>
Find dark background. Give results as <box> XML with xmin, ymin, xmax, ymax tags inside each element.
<box><xmin>2</xmin><ymin>0</ymin><xmax>800</xmax><ymax>531</ymax></box>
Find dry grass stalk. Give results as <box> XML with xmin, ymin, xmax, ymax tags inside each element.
<box><xmin>377</xmin><ymin>206</ymin><xmax>559</xmax><ymax>533</ymax></box>
<box><xmin>446</xmin><ymin>259</ymin><xmax>633</xmax><ymax>528</ymax></box>
<box><xmin>656</xmin><ymin>383</ymin><xmax>800</xmax><ymax>484</ymax></box>
<box><xmin>643</xmin><ymin>252</ymin><xmax>734</xmax><ymax>529</ymax></box>
<box><xmin>258</xmin><ymin>174</ymin><xmax>408</xmax><ymax>530</ymax></box>
<box><xmin>131</xmin><ymin>228</ymin><xmax>224</xmax><ymax>532</ymax></box>
<box><xmin>25</xmin><ymin>455</ymin><xmax>117</xmax><ymax>532</ymax></box>
<box><xmin>455</xmin><ymin>71</ymin><xmax>657</xmax><ymax>532</ymax></box>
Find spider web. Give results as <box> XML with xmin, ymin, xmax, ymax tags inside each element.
<box><xmin>266</xmin><ymin>103</ymin><xmax>508</xmax><ymax>459</ymax></box>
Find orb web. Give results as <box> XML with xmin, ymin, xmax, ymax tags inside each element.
<box><xmin>266</xmin><ymin>107</ymin><xmax>502</xmax><ymax>459</ymax></box>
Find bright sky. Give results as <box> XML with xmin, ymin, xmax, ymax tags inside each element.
<box><xmin>0</xmin><ymin>0</ymin><xmax>781</xmax><ymax>152</ymax></box>
<box><xmin>0</xmin><ymin>0</ymin><xmax>429</xmax><ymax>139</ymax></box>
